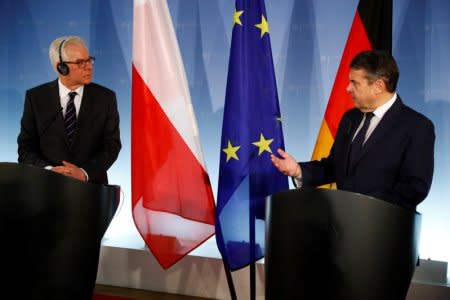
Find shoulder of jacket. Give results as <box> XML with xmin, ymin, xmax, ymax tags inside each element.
<box><xmin>85</xmin><ymin>82</ymin><xmax>115</xmax><ymax>96</ymax></box>
<box><xmin>400</xmin><ymin>104</ymin><xmax>434</xmax><ymax>128</ymax></box>
<box><xmin>26</xmin><ymin>80</ymin><xmax>57</xmax><ymax>95</ymax></box>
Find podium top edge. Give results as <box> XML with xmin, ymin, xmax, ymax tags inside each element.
<box><xmin>0</xmin><ymin>162</ymin><xmax>121</xmax><ymax>189</ymax></box>
<box><xmin>268</xmin><ymin>187</ymin><xmax>421</xmax><ymax>216</ymax></box>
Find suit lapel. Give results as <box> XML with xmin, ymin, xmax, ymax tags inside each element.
<box><xmin>49</xmin><ymin>80</ymin><xmax>70</xmax><ymax>145</ymax></box>
<box><xmin>345</xmin><ymin>111</ymin><xmax>364</xmax><ymax>174</ymax></box>
<box><xmin>355</xmin><ymin>97</ymin><xmax>404</xmax><ymax>163</ymax></box>
<box><xmin>72</xmin><ymin>84</ymin><xmax>92</xmax><ymax>146</ymax></box>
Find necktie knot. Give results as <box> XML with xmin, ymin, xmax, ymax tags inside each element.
<box><xmin>68</xmin><ymin>91</ymin><xmax>77</xmax><ymax>100</ymax></box>
<box><xmin>364</xmin><ymin>112</ymin><xmax>374</xmax><ymax>123</ymax></box>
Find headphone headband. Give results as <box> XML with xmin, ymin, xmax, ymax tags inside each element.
<box><xmin>57</xmin><ymin>39</ymin><xmax>69</xmax><ymax>76</ymax></box>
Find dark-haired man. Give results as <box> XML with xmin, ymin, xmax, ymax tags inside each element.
<box><xmin>271</xmin><ymin>50</ymin><xmax>435</xmax><ymax>210</ymax></box>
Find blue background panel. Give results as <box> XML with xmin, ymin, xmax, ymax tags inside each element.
<box><xmin>1</xmin><ymin>0</ymin><xmax>449</xmax><ymax>280</ymax></box>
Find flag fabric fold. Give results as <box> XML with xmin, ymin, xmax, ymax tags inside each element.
<box><xmin>131</xmin><ymin>0</ymin><xmax>215</xmax><ymax>269</ymax></box>
<box><xmin>216</xmin><ymin>0</ymin><xmax>289</xmax><ymax>271</ymax></box>
<box><xmin>311</xmin><ymin>0</ymin><xmax>392</xmax><ymax>162</ymax></box>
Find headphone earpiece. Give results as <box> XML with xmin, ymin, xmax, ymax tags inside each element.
<box><xmin>57</xmin><ymin>40</ymin><xmax>69</xmax><ymax>76</ymax></box>
<box><xmin>57</xmin><ymin>62</ymin><xmax>69</xmax><ymax>76</ymax></box>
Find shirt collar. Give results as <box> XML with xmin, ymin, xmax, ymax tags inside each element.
<box><xmin>58</xmin><ymin>79</ymin><xmax>84</xmax><ymax>98</ymax></box>
<box><xmin>372</xmin><ymin>93</ymin><xmax>397</xmax><ymax>119</ymax></box>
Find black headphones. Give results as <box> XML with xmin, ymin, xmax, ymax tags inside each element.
<box><xmin>56</xmin><ymin>39</ymin><xmax>69</xmax><ymax>76</ymax></box>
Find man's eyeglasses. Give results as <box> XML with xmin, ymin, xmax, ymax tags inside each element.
<box><xmin>64</xmin><ymin>56</ymin><xmax>95</xmax><ymax>68</ymax></box>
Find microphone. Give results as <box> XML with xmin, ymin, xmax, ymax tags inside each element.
<box><xmin>40</xmin><ymin>106</ymin><xmax>63</xmax><ymax>138</ymax></box>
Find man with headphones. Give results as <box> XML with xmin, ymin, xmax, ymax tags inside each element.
<box><xmin>16</xmin><ymin>35</ymin><xmax>121</xmax><ymax>298</ymax></box>
<box><xmin>17</xmin><ymin>36</ymin><xmax>121</xmax><ymax>184</ymax></box>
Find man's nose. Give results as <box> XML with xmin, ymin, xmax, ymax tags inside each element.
<box><xmin>346</xmin><ymin>84</ymin><xmax>352</xmax><ymax>93</ymax></box>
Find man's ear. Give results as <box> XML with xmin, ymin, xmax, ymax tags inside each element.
<box><xmin>372</xmin><ymin>79</ymin><xmax>385</xmax><ymax>94</ymax></box>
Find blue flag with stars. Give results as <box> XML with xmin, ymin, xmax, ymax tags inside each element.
<box><xmin>216</xmin><ymin>0</ymin><xmax>289</xmax><ymax>270</ymax></box>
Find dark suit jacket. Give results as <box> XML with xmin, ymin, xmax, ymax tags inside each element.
<box><xmin>300</xmin><ymin>97</ymin><xmax>435</xmax><ymax>210</ymax></box>
<box><xmin>17</xmin><ymin>80</ymin><xmax>121</xmax><ymax>184</ymax></box>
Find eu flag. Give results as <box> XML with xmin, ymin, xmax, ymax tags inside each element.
<box><xmin>216</xmin><ymin>0</ymin><xmax>289</xmax><ymax>270</ymax></box>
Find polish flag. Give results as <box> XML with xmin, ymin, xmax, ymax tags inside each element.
<box><xmin>131</xmin><ymin>0</ymin><xmax>215</xmax><ymax>269</ymax></box>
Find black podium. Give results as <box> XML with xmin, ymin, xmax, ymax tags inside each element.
<box><xmin>0</xmin><ymin>162</ymin><xmax>120</xmax><ymax>299</ymax></box>
<box><xmin>265</xmin><ymin>188</ymin><xmax>421</xmax><ymax>300</ymax></box>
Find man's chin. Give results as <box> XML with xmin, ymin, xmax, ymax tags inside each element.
<box><xmin>82</xmin><ymin>78</ymin><xmax>93</xmax><ymax>85</ymax></box>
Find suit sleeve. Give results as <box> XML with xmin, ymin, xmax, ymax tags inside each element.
<box><xmin>299</xmin><ymin>147</ymin><xmax>336</xmax><ymax>187</ymax></box>
<box><xmin>80</xmin><ymin>92</ymin><xmax>121</xmax><ymax>182</ymax></box>
<box><xmin>17</xmin><ymin>91</ymin><xmax>50</xmax><ymax>167</ymax></box>
<box><xmin>298</xmin><ymin>112</ymin><xmax>353</xmax><ymax>187</ymax></box>
<box><xmin>392</xmin><ymin>117</ymin><xmax>435</xmax><ymax>208</ymax></box>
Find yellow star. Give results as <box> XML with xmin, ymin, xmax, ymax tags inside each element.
<box><xmin>252</xmin><ymin>133</ymin><xmax>274</xmax><ymax>155</ymax></box>
<box><xmin>222</xmin><ymin>140</ymin><xmax>241</xmax><ymax>162</ymax></box>
<box><xmin>255</xmin><ymin>15</ymin><xmax>269</xmax><ymax>37</ymax></box>
<box><xmin>233</xmin><ymin>9</ymin><xmax>244</xmax><ymax>26</ymax></box>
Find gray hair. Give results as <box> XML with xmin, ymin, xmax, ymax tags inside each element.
<box><xmin>48</xmin><ymin>36</ymin><xmax>87</xmax><ymax>69</ymax></box>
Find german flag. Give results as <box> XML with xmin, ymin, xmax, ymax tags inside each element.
<box><xmin>311</xmin><ymin>0</ymin><xmax>392</xmax><ymax>169</ymax></box>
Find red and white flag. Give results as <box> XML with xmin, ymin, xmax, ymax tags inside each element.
<box><xmin>131</xmin><ymin>0</ymin><xmax>215</xmax><ymax>269</ymax></box>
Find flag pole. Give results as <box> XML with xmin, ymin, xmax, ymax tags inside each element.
<box><xmin>222</xmin><ymin>261</ymin><xmax>237</xmax><ymax>300</ymax></box>
<box><xmin>250</xmin><ymin>261</ymin><xmax>256</xmax><ymax>300</ymax></box>
<box><xmin>249</xmin><ymin>193</ymin><xmax>256</xmax><ymax>300</ymax></box>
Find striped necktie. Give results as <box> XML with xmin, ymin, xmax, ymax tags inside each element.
<box><xmin>64</xmin><ymin>91</ymin><xmax>77</xmax><ymax>145</ymax></box>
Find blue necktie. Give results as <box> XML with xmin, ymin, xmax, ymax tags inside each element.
<box><xmin>349</xmin><ymin>112</ymin><xmax>374</xmax><ymax>167</ymax></box>
<box><xmin>64</xmin><ymin>92</ymin><xmax>77</xmax><ymax>145</ymax></box>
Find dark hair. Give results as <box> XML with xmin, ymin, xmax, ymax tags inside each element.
<box><xmin>350</xmin><ymin>50</ymin><xmax>399</xmax><ymax>93</ymax></box>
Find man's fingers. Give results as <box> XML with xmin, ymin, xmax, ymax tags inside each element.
<box><xmin>272</xmin><ymin>148</ymin><xmax>300</xmax><ymax>177</ymax></box>
<box><xmin>271</xmin><ymin>154</ymin><xmax>280</xmax><ymax>163</ymax></box>
<box><xmin>277</xmin><ymin>148</ymin><xmax>293</xmax><ymax>160</ymax></box>
<box><xmin>51</xmin><ymin>166</ymin><xmax>65</xmax><ymax>172</ymax></box>
<box><xmin>62</xmin><ymin>160</ymin><xmax>76</xmax><ymax>167</ymax></box>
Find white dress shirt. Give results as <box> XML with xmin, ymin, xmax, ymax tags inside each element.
<box><xmin>58</xmin><ymin>80</ymin><xmax>84</xmax><ymax>117</ymax></box>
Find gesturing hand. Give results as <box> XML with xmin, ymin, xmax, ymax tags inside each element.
<box><xmin>271</xmin><ymin>148</ymin><xmax>301</xmax><ymax>177</ymax></box>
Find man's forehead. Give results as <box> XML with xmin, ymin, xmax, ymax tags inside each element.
<box><xmin>349</xmin><ymin>68</ymin><xmax>368</xmax><ymax>79</ymax></box>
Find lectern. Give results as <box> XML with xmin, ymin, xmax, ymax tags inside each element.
<box><xmin>265</xmin><ymin>188</ymin><xmax>421</xmax><ymax>300</ymax></box>
<box><xmin>0</xmin><ymin>162</ymin><xmax>120</xmax><ymax>299</ymax></box>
